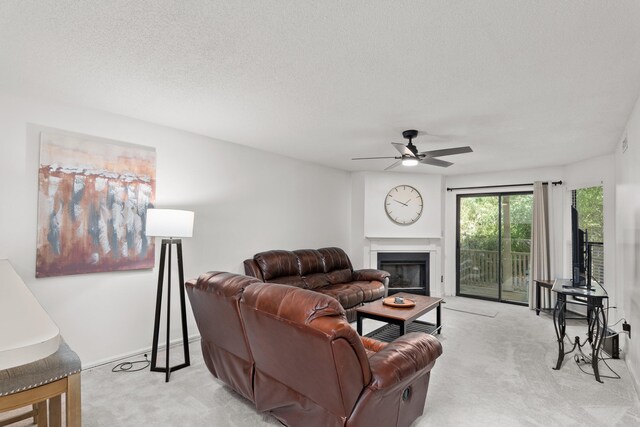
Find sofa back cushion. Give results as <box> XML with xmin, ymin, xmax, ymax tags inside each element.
<box><xmin>249</xmin><ymin>247</ymin><xmax>357</xmax><ymax>288</ymax></box>
<box><xmin>293</xmin><ymin>249</ymin><xmax>325</xmax><ymax>275</ymax></box>
<box><xmin>294</xmin><ymin>249</ymin><xmax>331</xmax><ymax>289</ymax></box>
<box><xmin>240</xmin><ymin>283</ymin><xmax>370</xmax><ymax>419</ymax></box>
<box><xmin>319</xmin><ymin>247</ymin><xmax>353</xmax><ymax>272</ymax></box>
<box><xmin>254</xmin><ymin>250</ymin><xmax>300</xmax><ymax>281</ymax></box>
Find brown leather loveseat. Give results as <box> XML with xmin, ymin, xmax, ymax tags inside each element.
<box><xmin>244</xmin><ymin>247</ymin><xmax>389</xmax><ymax>322</ymax></box>
<box><xmin>185</xmin><ymin>271</ymin><xmax>442</xmax><ymax>427</ymax></box>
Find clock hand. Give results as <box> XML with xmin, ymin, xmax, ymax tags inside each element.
<box><xmin>394</xmin><ymin>199</ymin><xmax>408</xmax><ymax>207</ymax></box>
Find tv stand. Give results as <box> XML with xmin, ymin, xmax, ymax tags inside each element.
<box><xmin>551</xmin><ymin>279</ymin><xmax>608</xmax><ymax>382</ymax></box>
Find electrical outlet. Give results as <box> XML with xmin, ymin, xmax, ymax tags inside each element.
<box><xmin>623</xmin><ymin>321</ymin><xmax>631</xmax><ymax>338</ymax></box>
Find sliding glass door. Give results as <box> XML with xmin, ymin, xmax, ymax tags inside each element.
<box><xmin>457</xmin><ymin>192</ymin><xmax>533</xmax><ymax>304</ymax></box>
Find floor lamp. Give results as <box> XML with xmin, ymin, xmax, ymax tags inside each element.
<box><xmin>146</xmin><ymin>208</ymin><xmax>194</xmax><ymax>382</ymax></box>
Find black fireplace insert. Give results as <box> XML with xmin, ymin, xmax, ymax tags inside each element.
<box><xmin>377</xmin><ymin>252</ymin><xmax>430</xmax><ymax>296</ymax></box>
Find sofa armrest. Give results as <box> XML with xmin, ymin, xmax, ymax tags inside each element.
<box><xmin>353</xmin><ymin>269</ymin><xmax>389</xmax><ymax>282</ymax></box>
<box><xmin>243</xmin><ymin>259</ymin><xmax>264</xmax><ymax>281</ymax></box>
<box><xmin>353</xmin><ymin>269</ymin><xmax>390</xmax><ymax>296</ymax></box>
<box><xmin>367</xmin><ymin>332</ymin><xmax>442</xmax><ymax>390</ymax></box>
<box><xmin>360</xmin><ymin>336</ymin><xmax>388</xmax><ymax>353</ymax></box>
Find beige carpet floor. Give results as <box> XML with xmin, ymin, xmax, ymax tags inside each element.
<box><xmin>4</xmin><ymin>296</ymin><xmax>640</xmax><ymax>426</ymax></box>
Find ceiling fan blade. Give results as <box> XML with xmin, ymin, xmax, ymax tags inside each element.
<box><xmin>419</xmin><ymin>157</ymin><xmax>453</xmax><ymax>168</ymax></box>
<box><xmin>384</xmin><ymin>160</ymin><xmax>402</xmax><ymax>170</ymax></box>
<box><xmin>352</xmin><ymin>156</ymin><xmax>399</xmax><ymax>160</ymax></box>
<box><xmin>418</xmin><ymin>146</ymin><xmax>473</xmax><ymax>157</ymax></box>
<box><xmin>391</xmin><ymin>142</ymin><xmax>416</xmax><ymax>157</ymax></box>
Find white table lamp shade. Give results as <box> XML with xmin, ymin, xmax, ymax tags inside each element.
<box><xmin>146</xmin><ymin>209</ymin><xmax>194</xmax><ymax>238</ymax></box>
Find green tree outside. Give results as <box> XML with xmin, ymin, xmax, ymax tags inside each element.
<box><xmin>459</xmin><ymin>194</ymin><xmax>533</xmax><ymax>252</ymax></box>
<box><xmin>576</xmin><ymin>186</ymin><xmax>603</xmax><ymax>242</ymax></box>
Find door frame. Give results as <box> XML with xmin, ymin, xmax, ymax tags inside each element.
<box><xmin>455</xmin><ymin>191</ymin><xmax>532</xmax><ymax>305</ymax></box>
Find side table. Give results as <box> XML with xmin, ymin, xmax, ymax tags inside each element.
<box><xmin>535</xmin><ymin>279</ymin><xmax>554</xmax><ymax>315</ymax></box>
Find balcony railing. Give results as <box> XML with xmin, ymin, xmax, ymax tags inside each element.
<box><xmin>459</xmin><ymin>249</ymin><xmax>530</xmax><ymax>291</ymax></box>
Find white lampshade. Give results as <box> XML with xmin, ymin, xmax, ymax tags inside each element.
<box><xmin>146</xmin><ymin>209</ymin><xmax>194</xmax><ymax>238</ymax></box>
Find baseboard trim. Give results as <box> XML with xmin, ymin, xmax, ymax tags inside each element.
<box><xmin>82</xmin><ymin>334</ymin><xmax>201</xmax><ymax>370</ymax></box>
<box><xmin>626</xmin><ymin>354</ymin><xmax>640</xmax><ymax>400</ymax></box>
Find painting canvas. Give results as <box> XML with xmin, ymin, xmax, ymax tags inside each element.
<box><xmin>36</xmin><ymin>131</ymin><xmax>156</xmax><ymax>277</ymax></box>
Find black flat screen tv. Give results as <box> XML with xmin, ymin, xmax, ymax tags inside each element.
<box><xmin>571</xmin><ymin>206</ymin><xmax>587</xmax><ymax>286</ymax></box>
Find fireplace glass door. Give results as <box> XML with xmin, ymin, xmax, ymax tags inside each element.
<box><xmin>378</xmin><ymin>252</ymin><xmax>429</xmax><ymax>295</ymax></box>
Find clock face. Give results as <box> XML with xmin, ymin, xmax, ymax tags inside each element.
<box><xmin>384</xmin><ymin>185</ymin><xmax>424</xmax><ymax>225</ymax></box>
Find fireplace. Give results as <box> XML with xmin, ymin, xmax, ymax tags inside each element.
<box><xmin>377</xmin><ymin>252</ymin><xmax>430</xmax><ymax>296</ymax></box>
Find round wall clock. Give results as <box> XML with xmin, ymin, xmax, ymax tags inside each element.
<box><xmin>384</xmin><ymin>185</ymin><xmax>424</xmax><ymax>225</ymax></box>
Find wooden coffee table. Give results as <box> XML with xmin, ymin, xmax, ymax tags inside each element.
<box><xmin>356</xmin><ymin>293</ymin><xmax>442</xmax><ymax>340</ymax></box>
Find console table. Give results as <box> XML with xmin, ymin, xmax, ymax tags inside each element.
<box><xmin>551</xmin><ymin>279</ymin><xmax>608</xmax><ymax>382</ymax></box>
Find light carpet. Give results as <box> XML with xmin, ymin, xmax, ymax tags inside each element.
<box><xmin>4</xmin><ymin>296</ymin><xmax>639</xmax><ymax>426</ymax></box>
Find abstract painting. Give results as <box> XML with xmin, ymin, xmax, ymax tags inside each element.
<box><xmin>36</xmin><ymin>131</ymin><xmax>156</xmax><ymax>277</ymax></box>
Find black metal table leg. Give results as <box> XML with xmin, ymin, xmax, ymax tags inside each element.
<box><xmin>536</xmin><ymin>282</ymin><xmax>541</xmax><ymax>315</ymax></box>
<box><xmin>553</xmin><ymin>294</ymin><xmax>567</xmax><ymax>370</ymax></box>
<box><xmin>436</xmin><ymin>302</ymin><xmax>442</xmax><ymax>334</ymax></box>
<box><xmin>591</xmin><ymin>304</ymin><xmax>606</xmax><ymax>383</ymax></box>
<box><xmin>549</xmin><ymin>279</ymin><xmax>608</xmax><ymax>382</ymax></box>
<box><xmin>356</xmin><ymin>313</ymin><xmax>363</xmax><ymax>336</ymax></box>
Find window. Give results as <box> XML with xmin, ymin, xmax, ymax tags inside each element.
<box><xmin>573</xmin><ymin>186</ymin><xmax>604</xmax><ymax>284</ymax></box>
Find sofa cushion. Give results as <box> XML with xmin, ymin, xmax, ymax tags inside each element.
<box><xmin>316</xmin><ymin>283</ymin><xmax>365</xmax><ymax>309</ymax></box>
<box><xmin>350</xmin><ymin>281</ymin><xmax>386</xmax><ymax>302</ymax></box>
<box><xmin>267</xmin><ymin>275</ymin><xmax>306</xmax><ymax>288</ymax></box>
<box><xmin>294</xmin><ymin>249</ymin><xmax>326</xmax><ymax>275</ymax></box>
<box><xmin>303</xmin><ymin>272</ymin><xmax>331</xmax><ymax>290</ymax></box>
<box><xmin>326</xmin><ymin>268</ymin><xmax>353</xmax><ymax>285</ymax></box>
<box><xmin>319</xmin><ymin>247</ymin><xmax>353</xmax><ymax>272</ymax></box>
<box><xmin>254</xmin><ymin>250</ymin><xmax>300</xmax><ymax>281</ymax></box>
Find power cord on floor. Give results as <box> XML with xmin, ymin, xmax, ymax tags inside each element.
<box><xmin>574</xmin><ymin>353</ymin><xmax>621</xmax><ymax>380</ymax></box>
<box><xmin>111</xmin><ymin>353</ymin><xmax>150</xmax><ymax>373</ymax></box>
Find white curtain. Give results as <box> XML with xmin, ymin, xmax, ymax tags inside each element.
<box><xmin>529</xmin><ymin>181</ymin><xmax>551</xmax><ymax>309</ymax></box>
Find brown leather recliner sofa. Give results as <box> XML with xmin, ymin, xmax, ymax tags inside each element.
<box><xmin>185</xmin><ymin>271</ymin><xmax>443</xmax><ymax>427</ymax></box>
<box><xmin>244</xmin><ymin>247</ymin><xmax>389</xmax><ymax>322</ymax></box>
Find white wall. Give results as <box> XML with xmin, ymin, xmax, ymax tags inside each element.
<box><xmin>350</xmin><ymin>172</ymin><xmax>367</xmax><ymax>268</ymax></box>
<box><xmin>616</xmin><ymin>94</ymin><xmax>640</xmax><ymax>393</ymax></box>
<box><xmin>362</xmin><ymin>172</ymin><xmax>442</xmax><ymax>239</ymax></box>
<box><xmin>350</xmin><ymin>172</ymin><xmax>444</xmax><ymax>296</ymax></box>
<box><xmin>0</xmin><ymin>94</ymin><xmax>352</xmax><ymax>367</ymax></box>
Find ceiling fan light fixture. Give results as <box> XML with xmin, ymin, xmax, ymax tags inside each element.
<box><xmin>402</xmin><ymin>157</ymin><xmax>418</xmax><ymax>166</ymax></box>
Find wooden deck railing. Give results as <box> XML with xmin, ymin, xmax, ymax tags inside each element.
<box><xmin>459</xmin><ymin>249</ymin><xmax>530</xmax><ymax>291</ymax></box>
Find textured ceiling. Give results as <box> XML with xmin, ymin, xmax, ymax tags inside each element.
<box><xmin>2</xmin><ymin>1</ymin><xmax>640</xmax><ymax>174</ymax></box>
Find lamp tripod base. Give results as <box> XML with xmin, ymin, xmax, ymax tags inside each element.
<box><xmin>150</xmin><ymin>238</ymin><xmax>190</xmax><ymax>382</ymax></box>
